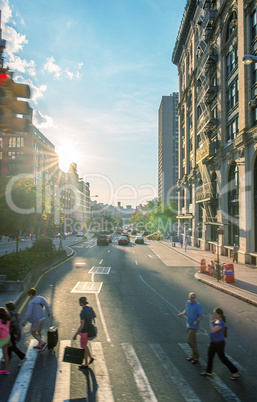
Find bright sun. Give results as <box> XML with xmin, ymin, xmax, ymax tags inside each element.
<box><xmin>57</xmin><ymin>144</ymin><xmax>80</xmax><ymax>172</ymax></box>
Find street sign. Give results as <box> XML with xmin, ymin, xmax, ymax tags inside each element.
<box><xmin>217</xmin><ymin>229</ymin><xmax>224</xmax><ymax>235</ymax></box>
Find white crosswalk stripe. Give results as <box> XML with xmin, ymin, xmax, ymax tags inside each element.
<box><xmin>4</xmin><ymin>339</ymin><xmax>246</xmax><ymax>401</ymax></box>
<box><xmin>121</xmin><ymin>342</ymin><xmax>158</xmax><ymax>402</ymax></box>
<box><xmin>90</xmin><ymin>342</ymin><xmax>114</xmax><ymax>401</ymax></box>
<box><xmin>150</xmin><ymin>343</ymin><xmax>201</xmax><ymax>402</ymax></box>
<box><xmin>52</xmin><ymin>340</ymin><xmax>71</xmax><ymax>402</ymax></box>
<box><xmin>8</xmin><ymin>339</ymin><xmax>39</xmax><ymax>402</ymax></box>
<box><xmin>179</xmin><ymin>343</ymin><xmax>241</xmax><ymax>402</ymax></box>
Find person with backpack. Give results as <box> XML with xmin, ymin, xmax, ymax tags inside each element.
<box><xmin>200</xmin><ymin>307</ymin><xmax>240</xmax><ymax>380</ymax></box>
<box><xmin>5</xmin><ymin>301</ymin><xmax>26</xmax><ymax>367</ymax></box>
<box><xmin>0</xmin><ymin>307</ymin><xmax>10</xmax><ymax>374</ymax></box>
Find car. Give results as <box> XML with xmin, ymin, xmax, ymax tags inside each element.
<box><xmin>107</xmin><ymin>235</ymin><xmax>112</xmax><ymax>243</ymax></box>
<box><xmin>142</xmin><ymin>231</ymin><xmax>150</xmax><ymax>236</ymax></box>
<box><xmin>122</xmin><ymin>233</ymin><xmax>130</xmax><ymax>242</ymax></box>
<box><xmin>131</xmin><ymin>230</ymin><xmax>137</xmax><ymax>235</ymax></box>
<box><xmin>97</xmin><ymin>235</ymin><xmax>109</xmax><ymax>246</ymax></box>
<box><xmin>76</xmin><ymin>232</ymin><xmax>84</xmax><ymax>237</ymax></box>
<box><xmin>146</xmin><ymin>232</ymin><xmax>164</xmax><ymax>240</ymax></box>
<box><xmin>118</xmin><ymin>235</ymin><xmax>129</xmax><ymax>245</ymax></box>
<box><xmin>135</xmin><ymin>235</ymin><xmax>144</xmax><ymax>244</ymax></box>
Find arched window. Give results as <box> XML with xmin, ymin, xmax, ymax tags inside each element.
<box><xmin>228</xmin><ymin>162</ymin><xmax>239</xmax><ymax>245</ymax></box>
<box><xmin>226</xmin><ymin>11</ymin><xmax>237</xmax><ymax>42</ymax></box>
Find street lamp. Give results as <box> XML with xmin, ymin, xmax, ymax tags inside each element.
<box><xmin>242</xmin><ymin>54</ymin><xmax>257</xmax><ymax>64</ymax></box>
<box><xmin>184</xmin><ymin>221</ymin><xmax>189</xmax><ymax>253</ymax></box>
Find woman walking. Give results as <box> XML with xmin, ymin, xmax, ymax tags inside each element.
<box><xmin>0</xmin><ymin>307</ymin><xmax>11</xmax><ymax>374</ymax></box>
<box><xmin>73</xmin><ymin>297</ymin><xmax>96</xmax><ymax>369</ymax></box>
<box><xmin>201</xmin><ymin>308</ymin><xmax>240</xmax><ymax>380</ymax></box>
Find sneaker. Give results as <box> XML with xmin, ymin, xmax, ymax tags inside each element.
<box><xmin>40</xmin><ymin>342</ymin><xmax>47</xmax><ymax>352</ymax></box>
<box><xmin>0</xmin><ymin>370</ymin><xmax>10</xmax><ymax>374</ymax></box>
<box><xmin>33</xmin><ymin>345</ymin><xmax>41</xmax><ymax>350</ymax></box>
<box><xmin>18</xmin><ymin>357</ymin><xmax>27</xmax><ymax>367</ymax></box>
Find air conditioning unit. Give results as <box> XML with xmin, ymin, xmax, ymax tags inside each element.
<box><xmin>249</xmin><ymin>99</ymin><xmax>257</xmax><ymax>109</ymax></box>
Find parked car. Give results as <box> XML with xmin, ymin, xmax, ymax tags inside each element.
<box><xmin>97</xmin><ymin>235</ymin><xmax>109</xmax><ymax>246</ymax></box>
<box><xmin>118</xmin><ymin>235</ymin><xmax>129</xmax><ymax>245</ymax></box>
<box><xmin>135</xmin><ymin>235</ymin><xmax>144</xmax><ymax>244</ymax></box>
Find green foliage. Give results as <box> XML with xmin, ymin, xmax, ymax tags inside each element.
<box><xmin>0</xmin><ymin>248</ymin><xmax>65</xmax><ymax>281</ymax></box>
<box><xmin>130</xmin><ymin>199</ymin><xmax>178</xmax><ymax>234</ymax></box>
<box><xmin>31</xmin><ymin>236</ymin><xmax>54</xmax><ymax>253</ymax></box>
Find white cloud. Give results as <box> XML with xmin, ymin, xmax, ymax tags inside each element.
<box><xmin>33</xmin><ymin>109</ymin><xmax>56</xmax><ymax>129</ymax></box>
<box><xmin>7</xmin><ymin>55</ymin><xmax>36</xmax><ymax>75</ymax></box>
<box><xmin>65</xmin><ymin>69</ymin><xmax>74</xmax><ymax>79</ymax></box>
<box><xmin>43</xmin><ymin>56</ymin><xmax>61</xmax><ymax>79</ymax></box>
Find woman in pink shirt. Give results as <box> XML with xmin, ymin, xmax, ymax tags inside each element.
<box><xmin>0</xmin><ymin>307</ymin><xmax>11</xmax><ymax>374</ymax></box>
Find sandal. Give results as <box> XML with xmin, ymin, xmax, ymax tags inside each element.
<box><xmin>191</xmin><ymin>359</ymin><xmax>198</xmax><ymax>364</ymax></box>
<box><xmin>200</xmin><ymin>372</ymin><xmax>212</xmax><ymax>377</ymax></box>
<box><xmin>230</xmin><ymin>373</ymin><xmax>240</xmax><ymax>381</ymax></box>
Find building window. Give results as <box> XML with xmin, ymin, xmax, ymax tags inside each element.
<box><xmin>226</xmin><ymin>78</ymin><xmax>239</xmax><ymax>112</ymax></box>
<box><xmin>227</xmin><ymin>116</ymin><xmax>239</xmax><ymax>143</ymax></box>
<box><xmin>226</xmin><ymin>11</ymin><xmax>237</xmax><ymax>41</ymax></box>
<box><xmin>8</xmin><ymin>137</ymin><xmax>24</xmax><ymax>148</ymax></box>
<box><xmin>228</xmin><ymin>162</ymin><xmax>239</xmax><ymax>245</ymax></box>
<box><xmin>225</xmin><ymin>44</ymin><xmax>238</xmax><ymax>77</ymax></box>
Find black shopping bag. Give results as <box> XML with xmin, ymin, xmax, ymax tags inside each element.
<box><xmin>63</xmin><ymin>346</ymin><xmax>84</xmax><ymax>364</ymax></box>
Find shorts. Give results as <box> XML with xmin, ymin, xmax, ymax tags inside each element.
<box><xmin>0</xmin><ymin>335</ymin><xmax>10</xmax><ymax>348</ymax></box>
<box><xmin>31</xmin><ymin>319</ymin><xmax>45</xmax><ymax>332</ymax></box>
<box><xmin>80</xmin><ymin>332</ymin><xmax>88</xmax><ymax>349</ymax></box>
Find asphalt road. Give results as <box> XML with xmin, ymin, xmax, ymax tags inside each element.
<box><xmin>1</xmin><ymin>236</ymin><xmax>257</xmax><ymax>401</ymax></box>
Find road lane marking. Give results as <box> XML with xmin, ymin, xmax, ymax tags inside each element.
<box><xmin>90</xmin><ymin>342</ymin><xmax>114</xmax><ymax>401</ymax></box>
<box><xmin>121</xmin><ymin>343</ymin><xmax>157</xmax><ymax>402</ymax></box>
<box><xmin>148</xmin><ymin>255</ymin><xmax>153</xmax><ymax>259</ymax></box>
<box><xmin>8</xmin><ymin>339</ymin><xmax>38</xmax><ymax>402</ymax></box>
<box><xmin>150</xmin><ymin>344</ymin><xmax>200</xmax><ymax>402</ymax></box>
<box><xmin>52</xmin><ymin>340</ymin><xmax>71</xmax><ymax>402</ymax></box>
<box><xmin>135</xmin><ymin>260</ymin><xmax>138</xmax><ymax>265</ymax></box>
<box><xmin>89</xmin><ymin>267</ymin><xmax>111</xmax><ymax>274</ymax></box>
<box><xmin>71</xmin><ymin>281</ymin><xmax>103</xmax><ymax>293</ymax></box>
<box><xmin>179</xmin><ymin>343</ymin><xmax>241</xmax><ymax>402</ymax></box>
<box><xmin>95</xmin><ymin>293</ymin><xmax>111</xmax><ymax>342</ymax></box>
<box><xmin>108</xmin><ymin>249</ymin><xmax>110</xmax><ymax>253</ymax></box>
<box><xmin>99</xmin><ymin>259</ymin><xmax>103</xmax><ymax>264</ymax></box>
<box><xmin>139</xmin><ymin>275</ymin><xmax>181</xmax><ymax>314</ymax></box>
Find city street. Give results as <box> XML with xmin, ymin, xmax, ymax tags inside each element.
<box><xmin>0</xmin><ymin>236</ymin><xmax>256</xmax><ymax>401</ymax></box>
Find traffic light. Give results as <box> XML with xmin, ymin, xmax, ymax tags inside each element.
<box><xmin>0</xmin><ymin>69</ymin><xmax>31</xmax><ymax>132</ymax></box>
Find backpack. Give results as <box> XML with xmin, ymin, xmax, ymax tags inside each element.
<box><xmin>10</xmin><ymin>311</ymin><xmax>21</xmax><ymax>342</ymax></box>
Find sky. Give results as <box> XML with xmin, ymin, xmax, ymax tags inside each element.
<box><xmin>0</xmin><ymin>0</ymin><xmax>186</xmax><ymax>208</ymax></box>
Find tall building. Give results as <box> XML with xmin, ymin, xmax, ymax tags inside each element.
<box><xmin>172</xmin><ymin>0</ymin><xmax>257</xmax><ymax>264</ymax></box>
<box><xmin>158</xmin><ymin>93</ymin><xmax>179</xmax><ymax>204</ymax></box>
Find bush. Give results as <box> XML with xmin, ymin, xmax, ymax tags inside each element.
<box><xmin>31</xmin><ymin>236</ymin><xmax>54</xmax><ymax>253</ymax></box>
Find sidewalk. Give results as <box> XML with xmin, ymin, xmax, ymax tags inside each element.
<box><xmin>161</xmin><ymin>240</ymin><xmax>257</xmax><ymax>307</ymax></box>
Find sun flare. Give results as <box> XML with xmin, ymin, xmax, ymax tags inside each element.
<box><xmin>57</xmin><ymin>143</ymin><xmax>80</xmax><ymax>172</ymax></box>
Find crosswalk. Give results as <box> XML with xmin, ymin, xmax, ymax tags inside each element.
<box><xmin>0</xmin><ymin>340</ymin><xmax>244</xmax><ymax>401</ymax></box>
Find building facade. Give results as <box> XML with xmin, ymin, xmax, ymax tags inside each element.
<box><xmin>172</xmin><ymin>0</ymin><xmax>257</xmax><ymax>264</ymax></box>
<box><xmin>158</xmin><ymin>93</ymin><xmax>179</xmax><ymax>204</ymax></box>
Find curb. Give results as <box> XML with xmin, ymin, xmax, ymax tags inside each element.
<box><xmin>160</xmin><ymin>241</ymin><xmax>257</xmax><ymax>308</ymax></box>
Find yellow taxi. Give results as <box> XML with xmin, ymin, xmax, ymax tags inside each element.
<box><xmin>146</xmin><ymin>231</ymin><xmax>164</xmax><ymax>240</ymax></box>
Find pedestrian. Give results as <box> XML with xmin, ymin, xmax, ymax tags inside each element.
<box><xmin>5</xmin><ymin>301</ymin><xmax>26</xmax><ymax>366</ymax></box>
<box><xmin>22</xmin><ymin>288</ymin><xmax>51</xmax><ymax>351</ymax></box>
<box><xmin>233</xmin><ymin>244</ymin><xmax>238</xmax><ymax>263</ymax></box>
<box><xmin>200</xmin><ymin>308</ymin><xmax>240</xmax><ymax>380</ymax></box>
<box><xmin>0</xmin><ymin>307</ymin><xmax>10</xmax><ymax>374</ymax></box>
<box><xmin>73</xmin><ymin>296</ymin><xmax>96</xmax><ymax>369</ymax></box>
<box><xmin>178</xmin><ymin>292</ymin><xmax>204</xmax><ymax>364</ymax></box>
<box><xmin>180</xmin><ymin>238</ymin><xmax>183</xmax><ymax>248</ymax></box>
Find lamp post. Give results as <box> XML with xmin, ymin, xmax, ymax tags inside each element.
<box><xmin>184</xmin><ymin>221</ymin><xmax>189</xmax><ymax>253</ymax></box>
<box><xmin>242</xmin><ymin>54</ymin><xmax>257</xmax><ymax>64</ymax></box>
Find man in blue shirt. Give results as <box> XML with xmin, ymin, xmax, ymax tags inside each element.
<box><xmin>178</xmin><ymin>292</ymin><xmax>203</xmax><ymax>364</ymax></box>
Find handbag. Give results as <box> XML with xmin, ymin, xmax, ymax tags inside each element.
<box><xmin>224</xmin><ymin>326</ymin><xmax>228</xmax><ymax>338</ymax></box>
<box><xmin>83</xmin><ymin>311</ymin><xmax>97</xmax><ymax>340</ymax></box>
<box><xmin>63</xmin><ymin>346</ymin><xmax>84</xmax><ymax>364</ymax></box>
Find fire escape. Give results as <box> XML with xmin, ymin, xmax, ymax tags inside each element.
<box><xmin>195</xmin><ymin>0</ymin><xmax>219</xmax><ymax>223</ymax></box>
